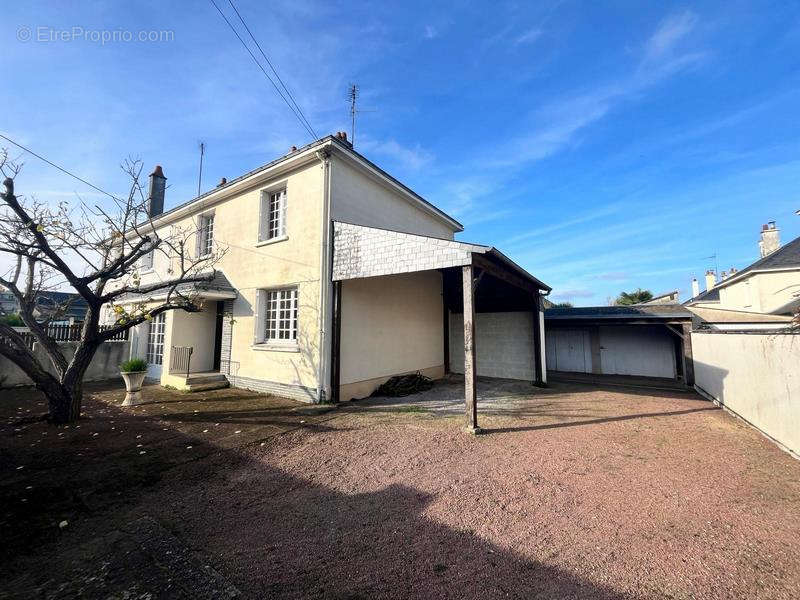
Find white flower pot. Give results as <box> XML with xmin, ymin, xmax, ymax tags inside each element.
<box><xmin>121</xmin><ymin>371</ymin><xmax>148</xmax><ymax>406</ymax></box>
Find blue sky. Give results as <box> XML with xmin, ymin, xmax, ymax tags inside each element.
<box><xmin>2</xmin><ymin>1</ymin><xmax>799</xmax><ymax>304</ymax></box>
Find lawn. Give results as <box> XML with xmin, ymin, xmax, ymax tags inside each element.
<box><xmin>1</xmin><ymin>378</ymin><xmax>799</xmax><ymax>599</ymax></box>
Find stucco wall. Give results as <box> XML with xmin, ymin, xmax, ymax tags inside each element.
<box><xmin>0</xmin><ymin>341</ymin><xmax>128</xmax><ymax>388</ymax></box>
<box><xmin>339</xmin><ymin>271</ymin><xmax>444</xmax><ymax>395</ymax></box>
<box><xmin>128</xmin><ymin>160</ymin><xmax>325</xmax><ymax>392</ymax></box>
<box><xmin>715</xmin><ymin>270</ymin><xmax>800</xmax><ymax>314</ymax></box>
<box><xmin>331</xmin><ymin>156</ymin><xmax>457</xmax><ymax>239</ymax></box>
<box><xmin>450</xmin><ymin>311</ymin><xmax>536</xmax><ymax>381</ymax></box>
<box><xmin>169</xmin><ymin>302</ymin><xmax>217</xmax><ymax>373</ymax></box>
<box><xmin>692</xmin><ymin>331</ymin><xmax>800</xmax><ymax>455</ymax></box>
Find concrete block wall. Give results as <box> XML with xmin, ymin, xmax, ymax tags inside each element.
<box><xmin>449</xmin><ymin>311</ymin><xmax>536</xmax><ymax>381</ymax></box>
<box><xmin>332</xmin><ymin>222</ymin><xmax>483</xmax><ymax>281</ymax></box>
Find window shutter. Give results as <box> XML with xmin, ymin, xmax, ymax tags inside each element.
<box><xmin>258</xmin><ymin>192</ymin><xmax>267</xmax><ymax>241</ymax></box>
<box><xmin>253</xmin><ymin>289</ymin><xmax>264</xmax><ymax>345</ymax></box>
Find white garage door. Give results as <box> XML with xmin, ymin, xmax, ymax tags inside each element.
<box><xmin>599</xmin><ymin>326</ymin><xmax>676</xmax><ymax>378</ymax></box>
<box><xmin>545</xmin><ymin>329</ymin><xmax>591</xmax><ymax>373</ymax></box>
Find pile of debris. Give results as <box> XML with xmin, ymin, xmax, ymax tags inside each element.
<box><xmin>372</xmin><ymin>372</ymin><xmax>434</xmax><ymax>397</ymax></box>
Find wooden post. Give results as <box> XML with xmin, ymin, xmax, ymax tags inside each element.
<box><xmin>462</xmin><ymin>264</ymin><xmax>480</xmax><ymax>433</ymax></box>
<box><xmin>532</xmin><ymin>293</ymin><xmax>545</xmax><ymax>387</ymax></box>
<box><xmin>681</xmin><ymin>322</ymin><xmax>695</xmax><ymax>387</ymax></box>
<box><xmin>443</xmin><ymin>298</ymin><xmax>450</xmax><ymax>374</ymax></box>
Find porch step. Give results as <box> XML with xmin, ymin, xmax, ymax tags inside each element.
<box><xmin>184</xmin><ymin>373</ymin><xmax>229</xmax><ymax>392</ymax></box>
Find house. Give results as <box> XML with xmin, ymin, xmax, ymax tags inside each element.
<box><xmin>637</xmin><ymin>290</ymin><xmax>680</xmax><ymax>305</ymax></box>
<box><xmin>114</xmin><ymin>133</ymin><xmax>549</xmax><ymax>425</ymax></box>
<box><xmin>0</xmin><ymin>285</ymin><xmax>17</xmax><ymax>315</ymax></box>
<box><xmin>685</xmin><ymin>221</ymin><xmax>799</xmax><ymax>329</ymax></box>
<box><xmin>544</xmin><ymin>304</ymin><xmax>695</xmax><ymax>387</ymax></box>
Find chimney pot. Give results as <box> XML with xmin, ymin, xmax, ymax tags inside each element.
<box><xmin>147</xmin><ymin>165</ymin><xmax>167</xmax><ymax>217</ymax></box>
<box><xmin>289</xmin><ymin>145</ymin><xmax>297</xmax><ymax>153</ymax></box>
<box><xmin>218</xmin><ymin>177</ymin><xmax>227</xmax><ymax>187</ymax></box>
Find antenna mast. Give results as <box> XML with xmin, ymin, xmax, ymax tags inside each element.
<box><xmin>197</xmin><ymin>141</ymin><xmax>205</xmax><ymax>197</ymax></box>
<box><xmin>349</xmin><ymin>84</ymin><xmax>358</xmax><ymax>146</ymax></box>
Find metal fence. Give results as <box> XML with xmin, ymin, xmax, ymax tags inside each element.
<box><xmin>169</xmin><ymin>346</ymin><xmax>193</xmax><ymax>377</ymax></box>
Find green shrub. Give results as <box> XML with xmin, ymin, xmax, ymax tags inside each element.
<box><xmin>0</xmin><ymin>313</ymin><xmax>24</xmax><ymax>326</ymax></box>
<box><xmin>120</xmin><ymin>358</ymin><xmax>148</xmax><ymax>372</ymax></box>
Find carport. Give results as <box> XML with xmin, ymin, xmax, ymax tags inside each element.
<box><xmin>544</xmin><ymin>305</ymin><xmax>694</xmax><ymax>387</ymax></box>
<box><xmin>330</xmin><ymin>222</ymin><xmax>551</xmax><ymax>432</ymax></box>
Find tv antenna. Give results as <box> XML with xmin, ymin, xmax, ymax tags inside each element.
<box><xmin>197</xmin><ymin>141</ymin><xmax>205</xmax><ymax>197</ymax></box>
<box><xmin>348</xmin><ymin>84</ymin><xmax>375</xmax><ymax>147</ymax></box>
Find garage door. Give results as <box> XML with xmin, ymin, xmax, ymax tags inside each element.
<box><xmin>599</xmin><ymin>326</ymin><xmax>676</xmax><ymax>378</ymax></box>
<box><xmin>545</xmin><ymin>329</ymin><xmax>591</xmax><ymax>373</ymax></box>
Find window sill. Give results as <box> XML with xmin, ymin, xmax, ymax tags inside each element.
<box><xmin>256</xmin><ymin>235</ymin><xmax>289</xmax><ymax>248</ymax></box>
<box><xmin>251</xmin><ymin>343</ymin><xmax>300</xmax><ymax>353</ymax></box>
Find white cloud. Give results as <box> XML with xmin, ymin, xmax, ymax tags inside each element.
<box><xmin>358</xmin><ymin>137</ymin><xmax>434</xmax><ymax>171</ymax></box>
<box><xmin>643</xmin><ymin>10</ymin><xmax>698</xmax><ymax>63</ymax></box>
<box><xmin>515</xmin><ymin>28</ymin><xmax>543</xmax><ymax>45</ymax></box>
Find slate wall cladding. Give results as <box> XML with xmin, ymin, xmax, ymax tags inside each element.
<box><xmin>332</xmin><ymin>222</ymin><xmax>486</xmax><ymax>281</ymax></box>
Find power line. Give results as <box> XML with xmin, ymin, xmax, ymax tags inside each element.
<box><xmin>0</xmin><ymin>133</ymin><xmax>122</xmax><ymax>202</ymax></box>
<box><xmin>209</xmin><ymin>0</ymin><xmax>317</xmax><ymax>140</ymax></box>
<box><xmin>225</xmin><ymin>0</ymin><xmax>317</xmax><ymax>139</ymax></box>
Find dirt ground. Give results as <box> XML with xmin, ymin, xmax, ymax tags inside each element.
<box><xmin>1</xmin><ymin>378</ymin><xmax>799</xmax><ymax>599</ymax></box>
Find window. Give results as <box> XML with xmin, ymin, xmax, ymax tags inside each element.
<box><xmin>146</xmin><ymin>313</ymin><xmax>166</xmax><ymax>365</ymax></box>
<box><xmin>259</xmin><ymin>189</ymin><xmax>287</xmax><ymax>241</ymax></box>
<box><xmin>257</xmin><ymin>288</ymin><xmax>298</xmax><ymax>345</ymax></box>
<box><xmin>140</xmin><ymin>249</ymin><xmax>154</xmax><ymax>270</ymax></box>
<box><xmin>198</xmin><ymin>213</ymin><xmax>214</xmax><ymax>256</ymax></box>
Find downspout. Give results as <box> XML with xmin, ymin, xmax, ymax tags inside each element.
<box><xmin>315</xmin><ymin>147</ymin><xmax>332</xmax><ymax>402</ymax></box>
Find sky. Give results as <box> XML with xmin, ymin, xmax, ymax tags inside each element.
<box><xmin>2</xmin><ymin>1</ymin><xmax>800</xmax><ymax>305</ymax></box>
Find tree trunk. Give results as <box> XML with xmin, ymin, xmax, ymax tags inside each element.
<box><xmin>41</xmin><ymin>379</ymin><xmax>82</xmax><ymax>424</ymax></box>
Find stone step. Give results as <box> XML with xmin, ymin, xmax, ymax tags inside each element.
<box><xmin>185</xmin><ymin>380</ymin><xmax>230</xmax><ymax>393</ymax></box>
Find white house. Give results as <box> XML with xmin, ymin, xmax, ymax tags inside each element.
<box><xmin>114</xmin><ymin>133</ymin><xmax>550</xmax><ymax>429</ymax></box>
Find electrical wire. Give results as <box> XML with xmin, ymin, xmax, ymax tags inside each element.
<box><xmin>226</xmin><ymin>0</ymin><xmax>317</xmax><ymax>139</ymax></box>
<box><xmin>0</xmin><ymin>133</ymin><xmax>123</xmax><ymax>201</ymax></box>
<box><xmin>209</xmin><ymin>0</ymin><xmax>317</xmax><ymax>140</ymax></box>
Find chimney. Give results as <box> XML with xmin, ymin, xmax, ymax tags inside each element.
<box><xmin>147</xmin><ymin>165</ymin><xmax>167</xmax><ymax>217</ymax></box>
<box><xmin>721</xmin><ymin>270</ymin><xmax>728</xmax><ymax>281</ymax></box>
<box><xmin>705</xmin><ymin>269</ymin><xmax>716</xmax><ymax>292</ymax></box>
<box><xmin>217</xmin><ymin>177</ymin><xmax>227</xmax><ymax>187</ymax></box>
<box><xmin>729</xmin><ymin>266</ymin><xmax>737</xmax><ymax>276</ymax></box>
<box><xmin>758</xmin><ymin>221</ymin><xmax>780</xmax><ymax>258</ymax></box>
<box><xmin>691</xmin><ymin>278</ymin><xmax>700</xmax><ymax>298</ymax></box>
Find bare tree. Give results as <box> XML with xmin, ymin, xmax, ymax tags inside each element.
<box><xmin>0</xmin><ymin>151</ymin><xmax>223</xmax><ymax>423</ymax></box>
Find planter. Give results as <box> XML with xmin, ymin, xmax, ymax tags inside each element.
<box><xmin>120</xmin><ymin>370</ymin><xmax>148</xmax><ymax>406</ymax></box>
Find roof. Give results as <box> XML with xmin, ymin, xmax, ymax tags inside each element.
<box><xmin>637</xmin><ymin>290</ymin><xmax>679</xmax><ymax>305</ymax></box>
<box><xmin>116</xmin><ymin>271</ymin><xmax>237</xmax><ymax>303</ymax></box>
<box><xmin>34</xmin><ymin>291</ymin><xmax>89</xmax><ymax>320</ymax></box>
<box><xmin>331</xmin><ymin>221</ymin><xmax>551</xmax><ymax>292</ymax></box>
<box><xmin>684</xmin><ymin>285</ymin><xmax>720</xmax><ymax>305</ymax></box>
<box><xmin>716</xmin><ymin>234</ymin><xmax>800</xmax><ymax>289</ymax></box>
<box><xmin>545</xmin><ymin>304</ymin><xmax>692</xmax><ymax>320</ymax></box>
<box><xmin>146</xmin><ymin>135</ymin><xmax>463</xmax><ymax>233</ymax></box>
<box><xmin>686</xmin><ymin>306</ymin><xmax>792</xmax><ymax>323</ymax></box>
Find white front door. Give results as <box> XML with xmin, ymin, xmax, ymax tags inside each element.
<box><xmin>145</xmin><ymin>313</ymin><xmax>166</xmax><ymax>379</ymax></box>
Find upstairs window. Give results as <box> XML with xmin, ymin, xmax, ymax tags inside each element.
<box><xmin>198</xmin><ymin>213</ymin><xmax>214</xmax><ymax>257</ymax></box>
<box><xmin>140</xmin><ymin>248</ymin><xmax>154</xmax><ymax>270</ymax></box>
<box><xmin>259</xmin><ymin>189</ymin><xmax>287</xmax><ymax>242</ymax></box>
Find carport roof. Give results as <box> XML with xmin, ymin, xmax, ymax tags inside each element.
<box><xmin>332</xmin><ymin>222</ymin><xmax>550</xmax><ymax>292</ymax></box>
<box><xmin>545</xmin><ymin>304</ymin><xmax>692</xmax><ymax>321</ymax></box>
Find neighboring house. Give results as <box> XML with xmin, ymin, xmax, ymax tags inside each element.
<box><xmin>544</xmin><ymin>305</ymin><xmax>694</xmax><ymax>387</ymax></box>
<box><xmin>34</xmin><ymin>291</ymin><xmax>89</xmax><ymax>324</ymax></box>
<box><xmin>0</xmin><ymin>285</ymin><xmax>18</xmax><ymax>315</ymax></box>
<box><xmin>685</xmin><ymin>222</ymin><xmax>800</xmax><ymax>326</ymax></box>
<box><xmin>114</xmin><ymin>133</ymin><xmax>550</xmax><ymax>408</ymax></box>
<box><xmin>636</xmin><ymin>290</ymin><xmax>679</xmax><ymax>305</ymax></box>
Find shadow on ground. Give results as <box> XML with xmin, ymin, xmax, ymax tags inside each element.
<box><xmin>1</xmin><ymin>381</ymin><xmax>632</xmax><ymax>600</ymax></box>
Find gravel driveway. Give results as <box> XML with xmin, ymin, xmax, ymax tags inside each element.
<box><xmin>2</xmin><ymin>379</ymin><xmax>799</xmax><ymax>599</ymax></box>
